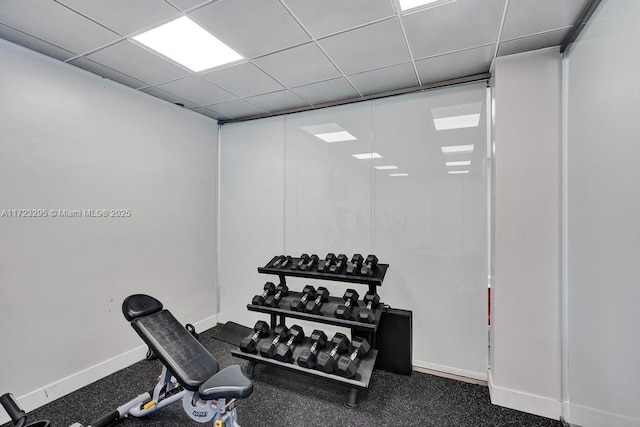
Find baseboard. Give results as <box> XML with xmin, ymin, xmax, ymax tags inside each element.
<box><xmin>413</xmin><ymin>360</ymin><xmax>488</xmax><ymax>383</ymax></box>
<box><xmin>488</xmin><ymin>370</ymin><xmax>561</xmax><ymax>420</ymax></box>
<box><xmin>567</xmin><ymin>402</ymin><xmax>640</xmax><ymax>427</ymax></box>
<box><xmin>0</xmin><ymin>314</ymin><xmax>218</xmax><ymax>425</ymax></box>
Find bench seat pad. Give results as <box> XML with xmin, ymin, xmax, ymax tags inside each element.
<box><xmin>198</xmin><ymin>365</ymin><xmax>253</xmax><ymax>400</ymax></box>
<box><xmin>131</xmin><ymin>310</ymin><xmax>219</xmax><ymax>391</ymax></box>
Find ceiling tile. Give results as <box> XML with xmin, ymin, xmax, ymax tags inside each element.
<box><xmin>498</xmin><ymin>28</ymin><xmax>569</xmax><ymax>57</ymax></box>
<box><xmin>154</xmin><ymin>76</ymin><xmax>236</xmax><ymax>106</ymax></box>
<box><xmin>139</xmin><ymin>86</ymin><xmax>199</xmax><ymax>109</ymax></box>
<box><xmin>292</xmin><ymin>78</ymin><xmax>359</xmax><ymax>105</ymax></box>
<box><xmin>202</xmin><ymin>61</ymin><xmax>284</xmax><ymax>97</ymax></box>
<box><xmin>282</xmin><ymin>0</ymin><xmax>395</xmax><ymax>38</ymax></box>
<box><xmin>415</xmin><ymin>45</ymin><xmax>494</xmax><ymax>85</ymax></box>
<box><xmin>190</xmin><ymin>0</ymin><xmax>310</xmax><ymax>58</ymax></box>
<box><xmin>206</xmin><ymin>99</ymin><xmax>266</xmax><ymax>119</ymax></box>
<box><xmin>85</xmin><ymin>40</ymin><xmax>190</xmax><ymax>86</ymax></box>
<box><xmin>190</xmin><ymin>106</ymin><xmax>230</xmax><ymax>121</ymax></box>
<box><xmin>246</xmin><ymin>90</ymin><xmax>310</xmax><ymax>112</ymax></box>
<box><xmin>0</xmin><ymin>23</ymin><xmax>75</xmax><ymax>61</ymax></box>
<box><xmin>0</xmin><ymin>0</ymin><xmax>120</xmax><ymax>55</ymax></box>
<box><xmin>57</xmin><ymin>0</ymin><xmax>181</xmax><ymax>36</ymax></box>
<box><xmin>253</xmin><ymin>42</ymin><xmax>341</xmax><ymax>88</ymax></box>
<box><xmin>69</xmin><ymin>57</ymin><xmax>147</xmax><ymax>89</ymax></box>
<box><xmin>501</xmin><ymin>0</ymin><xmax>587</xmax><ymax>41</ymax></box>
<box><xmin>348</xmin><ymin>62</ymin><xmax>419</xmax><ymax>95</ymax></box>
<box><xmin>168</xmin><ymin>0</ymin><xmax>212</xmax><ymax>12</ymax></box>
<box><xmin>318</xmin><ymin>18</ymin><xmax>411</xmax><ymax>75</ymax></box>
<box><xmin>402</xmin><ymin>0</ymin><xmax>504</xmax><ymax>59</ymax></box>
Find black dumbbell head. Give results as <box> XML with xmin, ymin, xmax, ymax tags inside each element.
<box><xmin>297</xmin><ymin>331</ymin><xmax>328</xmax><ymax>369</ymax></box>
<box><xmin>291</xmin><ymin>285</ymin><xmax>317</xmax><ymax>311</ymax></box>
<box><xmin>305</xmin><ymin>286</ymin><xmax>331</xmax><ymax>313</ymax></box>
<box><xmin>239</xmin><ymin>321</ymin><xmax>270</xmax><ymax>353</ymax></box>
<box><xmin>335</xmin><ymin>337</ymin><xmax>371</xmax><ymax>378</ymax></box>
<box><xmin>310</xmin><ymin>330</ymin><xmax>327</xmax><ymax>347</ymax></box>
<box><xmin>266</xmin><ymin>283</ymin><xmax>289</xmax><ymax>307</ymax></box>
<box><xmin>260</xmin><ymin>325</ymin><xmax>289</xmax><ymax>358</ymax></box>
<box><xmin>254</xmin><ymin>320</ymin><xmax>270</xmax><ymax>334</ymax></box>
<box><xmin>325</xmin><ymin>253</ymin><xmax>336</xmax><ymax>261</ymax></box>
<box><xmin>252</xmin><ymin>282</ymin><xmax>276</xmax><ymax>305</ymax></box>
<box><xmin>275</xmin><ymin>325</ymin><xmax>305</xmax><ymax>361</ymax></box>
<box><xmin>351</xmin><ymin>254</ymin><xmax>364</xmax><ymax>264</ymax></box>
<box><xmin>364</xmin><ymin>293</ymin><xmax>380</xmax><ymax>306</ymax></box>
<box><xmin>351</xmin><ymin>337</ymin><xmax>371</xmax><ymax>357</ymax></box>
<box><xmin>316</xmin><ymin>333</ymin><xmax>350</xmax><ymax>373</ymax></box>
<box><xmin>335</xmin><ymin>289</ymin><xmax>359</xmax><ymax>319</ymax></box>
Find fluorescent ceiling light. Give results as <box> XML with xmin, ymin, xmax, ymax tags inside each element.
<box><xmin>133</xmin><ymin>17</ymin><xmax>243</xmax><ymax>72</ymax></box>
<box><xmin>389</xmin><ymin>173</ymin><xmax>409</xmax><ymax>177</ymax></box>
<box><xmin>352</xmin><ymin>153</ymin><xmax>382</xmax><ymax>160</ymax></box>
<box><xmin>399</xmin><ymin>0</ymin><xmax>451</xmax><ymax>11</ymax></box>
<box><xmin>314</xmin><ymin>131</ymin><xmax>357</xmax><ymax>143</ymax></box>
<box><xmin>433</xmin><ymin>113</ymin><xmax>481</xmax><ymax>131</ymax></box>
<box><xmin>445</xmin><ymin>160</ymin><xmax>471</xmax><ymax>166</ymax></box>
<box><xmin>441</xmin><ymin>145</ymin><xmax>474</xmax><ymax>154</ymax></box>
<box><xmin>448</xmin><ymin>170</ymin><xmax>470</xmax><ymax>174</ymax></box>
<box><xmin>375</xmin><ymin>165</ymin><xmax>398</xmax><ymax>170</ymax></box>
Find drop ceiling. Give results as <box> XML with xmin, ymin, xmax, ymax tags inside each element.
<box><xmin>0</xmin><ymin>0</ymin><xmax>588</xmax><ymax>122</ymax></box>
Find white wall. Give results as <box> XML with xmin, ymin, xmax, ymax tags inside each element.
<box><xmin>565</xmin><ymin>1</ymin><xmax>640</xmax><ymax>425</ymax></box>
<box><xmin>490</xmin><ymin>48</ymin><xmax>562</xmax><ymax>419</ymax></box>
<box><xmin>0</xmin><ymin>39</ymin><xmax>219</xmax><ymax>418</ymax></box>
<box><xmin>219</xmin><ymin>85</ymin><xmax>489</xmax><ymax>380</ymax></box>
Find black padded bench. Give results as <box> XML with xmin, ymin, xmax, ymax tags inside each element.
<box><xmin>122</xmin><ymin>294</ymin><xmax>252</xmax><ymax>400</ymax></box>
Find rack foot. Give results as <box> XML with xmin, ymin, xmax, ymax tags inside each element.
<box><xmin>244</xmin><ymin>361</ymin><xmax>256</xmax><ymax>378</ymax></box>
<box><xmin>344</xmin><ymin>388</ymin><xmax>359</xmax><ymax>408</ymax></box>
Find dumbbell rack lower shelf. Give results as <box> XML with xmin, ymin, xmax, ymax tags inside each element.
<box><xmin>233</xmin><ymin>256</ymin><xmax>388</xmax><ymax>407</ymax></box>
<box><xmin>231</xmin><ymin>334</ymin><xmax>378</xmax><ymax>396</ymax></box>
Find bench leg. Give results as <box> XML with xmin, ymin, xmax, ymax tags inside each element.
<box><xmin>345</xmin><ymin>388</ymin><xmax>358</xmax><ymax>408</ymax></box>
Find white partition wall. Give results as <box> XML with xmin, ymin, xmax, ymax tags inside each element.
<box><xmin>565</xmin><ymin>1</ymin><xmax>640</xmax><ymax>425</ymax></box>
<box><xmin>491</xmin><ymin>48</ymin><xmax>562</xmax><ymax>420</ymax></box>
<box><xmin>218</xmin><ymin>84</ymin><xmax>489</xmax><ymax>379</ymax></box>
<box><xmin>0</xmin><ymin>40</ymin><xmax>218</xmax><ymax>419</ymax></box>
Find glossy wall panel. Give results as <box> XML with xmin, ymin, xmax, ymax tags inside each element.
<box><xmin>284</xmin><ymin>103</ymin><xmax>373</xmax><ymax>257</ymax></box>
<box><xmin>373</xmin><ymin>85</ymin><xmax>488</xmax><ymax>377</ymax></box>
<box><xmin>218</xmin><ymin>85</ymin><xmax>488</xmax><ymax>377</ymax></box>
<box><xmin>566</xmin><ymin>1</ymin><xmax>640</xmax><ymax>424</ymax></box>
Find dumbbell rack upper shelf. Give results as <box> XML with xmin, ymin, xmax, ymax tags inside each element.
<box><xmin>258</xmin><ymin>256</ymin><xmax>389</xmax><ymax>295</ymax></box>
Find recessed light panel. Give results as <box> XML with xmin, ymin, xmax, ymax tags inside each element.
<box><xmin>375</xmin><ymin>165</ymin><xmax>398</xmax><ymax>170</ymax></box>
<box><xmin>441</xmin><ymin>145</ymin><xmax>474</xmax><ymax>154</ymax></box>
<box><xmin>389</xmin><ymin>173</ymin><xmax>409</xmax><ymax>177</ymax></box>
<box><xmin>448</xmin><ymin>170</ymin><xmax>470</xmax><ymax>174</ymax></box>
<box><xmin>445</xmin><ymin>160</ymin><xmax>471</xmax><ymax>166</ymax></box>
<box><xmin>133</xmin><ymin>17</ymin><xmax>243</xmax><ymax>72</ymax></box>
<box><xmin>352</xmin><ymin>153</ymin><xmax>382</xmax><ymax>160</ymax></box>
<box><xmin>399</xmin><ymin>0</ymin><xmax>450</xmax><ymax>11</ymax></box>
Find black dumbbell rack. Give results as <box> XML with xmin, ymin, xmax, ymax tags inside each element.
<box><xmin>231</xmin><ymin>255</ymin><xmax>388</xmax><ymax>407</ymax></box>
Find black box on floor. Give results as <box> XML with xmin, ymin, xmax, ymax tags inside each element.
<box><xmin>375</xmin><ymin>307</ymin><xmax>412</xmax><ymax>375</ymax></box>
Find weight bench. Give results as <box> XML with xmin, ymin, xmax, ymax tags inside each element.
<box><xmin>117</xmin><ymin>294</ymin><xmax>253</xmax><ymax>426</ymax></box>
<box><xmin>1</xmin><ymin>294</ymin><xmax>252</xmax><ymax>427</ymax></box>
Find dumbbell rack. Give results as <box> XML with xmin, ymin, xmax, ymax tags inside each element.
<box><xmin>231</xmin><ymin>256</ymin><xmax>388</xmax><ymax>407</ymax></box>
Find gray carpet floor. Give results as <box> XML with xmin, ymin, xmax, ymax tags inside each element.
<box><xmin>2</xmin><ymin>326</ymin><xmax>563</xmax><ymax>427</ymax></box>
